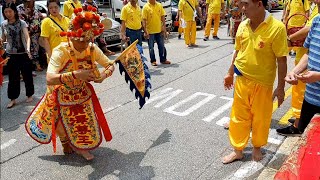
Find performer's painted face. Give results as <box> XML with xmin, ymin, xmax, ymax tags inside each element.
<box><xmin>71</xmin><ymin>38</ymin><xmax>90</xmax><ymax>52</ymax></box>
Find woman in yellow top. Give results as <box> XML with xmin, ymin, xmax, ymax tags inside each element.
<box><xmin>63</xmin><ymin>0</ymin><xmax>82</xmax><ymax>19</ymax></box>
<box><xmin>40</xmin><ymin>0</ymin><xmax>70</xmax><ymax>59</ymax></box>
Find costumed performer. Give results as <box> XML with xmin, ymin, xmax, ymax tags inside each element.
<box><xmin>25</xmin><ymin>5</ymin><xmax>115</xmax><ymax>161</ymax></box>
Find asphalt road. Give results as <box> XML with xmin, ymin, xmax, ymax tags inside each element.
<box><xmin>1</xmin><ymin>10</ymin><xmax>295</xmax><ymax>180</ymax></box>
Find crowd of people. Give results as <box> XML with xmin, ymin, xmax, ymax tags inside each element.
<box><xmin>1</xmin><ymin>0</ymin><xmax>319</xmax><ymax>164</ymax></box>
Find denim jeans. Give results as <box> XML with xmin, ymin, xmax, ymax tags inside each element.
<box><xmin>126</xmin><ymin>28</ymin><xmax>142</xmax><ymax>46</ymax></box>
<box><xmin>148</xmin><ymin>33</ymin><xmax>166</xmax><ymax>63</ymax></box>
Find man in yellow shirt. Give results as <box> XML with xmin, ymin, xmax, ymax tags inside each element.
<box><xmin>175</xmin><ymin>9</ymin><xmax>184</xmax><ymax>39</ymax></box>
<box><xmin>120</xmin><ymin>0</ymin><xmax>143</xmax><ymax>46</ymax></box>
<box><xmin>142</xmin><ymin>0</ymin><xmax>171</xmax><ymax>66</ymax></box>
<box><xmin>284</xmin><ymin>0</ymin><xmax>310</xmax><ymax>27</ymax></box>
<box><xmin>63</xmin><ymin>0</ymin><xmax>82</xmax><ymax>19</ymax></box>
<box><xmin>277</xmin><ymin>5</ymin><xmax>319</xmax><ymax>136</ymax></box>
<box><xmin>178</xmin><ymin>0</ymin><xmax>202</xmax><ymax>47</ymax></box>
<box><xmin>203</xmin><ymin>0</ymin><xmax>224</xmax><ymax>40</ymax></box>
<box><xmin>223</xmin><ymin>0</ymin><xmax>288</xmax><ymax>163</ymax></box>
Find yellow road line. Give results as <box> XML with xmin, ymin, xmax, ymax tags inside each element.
<box><xmin>272</xmin><ymin>86</ymin><xmax>292</xmax><ymax>113</ymax></box>
<box><xmin>278</xmin><ymin>108</ymin><xmax>293</xmax><ymax>125</ymax></box>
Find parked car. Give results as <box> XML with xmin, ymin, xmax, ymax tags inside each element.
<box><xmin>171</xmin><ymin>0</ymin><xmax>204</xmax><ymax>32</ymax></box>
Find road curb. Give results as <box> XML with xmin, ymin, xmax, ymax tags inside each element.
<box><xmin>257</xmin><ymin>136</ymin><xmax>300</xmax><ymax>180</ymax></box>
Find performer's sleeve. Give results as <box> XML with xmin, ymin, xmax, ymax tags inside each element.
<box><xmin>94</xmin><ymin>44</ymin><xmax>111</xmax><ymax>67</ymax></box>
<box><xmin>47</xmin><ymin>46</ymin><xmax>68</xmax><ymax>73</ymax></box>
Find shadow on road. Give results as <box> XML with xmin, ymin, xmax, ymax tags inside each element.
<box><xmin>39</xmin><ymin>129</ymin><xmax>172</xmax><ymax>180</ymax></box>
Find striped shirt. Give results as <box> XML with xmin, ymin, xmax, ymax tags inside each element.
<box><xmin>303</xmin><ymin>15</ymin><xmax>320</xmax><ymax>107</ymax></box>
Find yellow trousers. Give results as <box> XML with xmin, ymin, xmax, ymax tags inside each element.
<box><xmin>184</xmin><ymin>21</ymin><xmax>197</xmax><ymax>45</ymax></box>
<box><xmin>178</xmin><ymin>26</ymin><xmax>184</xmax><ymax>35</ymax></box>
<box><xmin>178</xmin><ymin>17</ymin><xmax>184</xmax><ymax>35</ymax></box>
<box><xmin>229</xmin><ymin>76</ymin><xmax>273</xmax><ymax>150</ymax></box>
<box><xmin>291</xmin><ymin>47</ymin><xmax>307</xmax><ymax>119</ymax></box>
<box><xmin>205</xmin><ymin>13</ymin><xmax>220</xmax><ymax>37</ymax></box>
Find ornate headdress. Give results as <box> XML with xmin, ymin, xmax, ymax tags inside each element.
<box><xmin>60</xmin><ymin>5</ymin><xmax>104</xmax><ymax>41</ymax></box>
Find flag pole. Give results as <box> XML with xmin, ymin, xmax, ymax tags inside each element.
<box><xmin>107</xmin><ymin>39</ymin><xmax>139</xmax><ymax>66</ymax></box>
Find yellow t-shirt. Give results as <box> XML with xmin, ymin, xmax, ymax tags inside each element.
<box><xmin>142</xmin><ymin>2</ymin><xmax>166</xmax><ymax>34</ymax></box>
<box><xmin>206</xmin><ymin>0</ymin><xmax>224</xmax><ymax>14</ymax></box>
<box><xmin>234</xmin><ymin>14</ymin><xmax>289</xmax><ymax>86</ymax></box>
<box><xmin>306</xmin><ymin>6</ymin><xmax>318</xmax><ymax>26</ymax></box>
<box><xmin>63</xmin><ymin>0</ymin><xmax>82</xmax><ymax>19</ymax></box>
<box><xmin>48</xmin><ymin>42</ymin><xmax>111</xmax><ymax>73</ymax></box>
<box><xmin>120</xmin><ymin>2</ymin><xmax>142</xmax><ymax>30</ymax></box>
<box><xmin>287</xmin><ymin>0</ymin><xmax>310</xmax><ymax>27</ymax></box>
<box><xmin>40</xmin><ymin>15</ymin><xmax>70</xmax><ymax>51</ymax></box>
<box><xmin>295</xmin><ymin>6</ymin><xmax>318</xmax><ymax>61</ymax></box>
<box><xmin>178</xmin><ymin>0</ymin><xmax>198</xmax><ymax>21</ymax></box>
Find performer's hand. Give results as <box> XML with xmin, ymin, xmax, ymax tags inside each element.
<box><xmin>272</xmin><ymin>87</ymin><xmax>285</xmax><ymax>107</ymax></box>
<box><xmin>285</xmin><ymin>71</ymin><xmax>298</xmax><ymax>85</ymax></box>
<box><xmin>106</xmin><ymin>65</ymin><xmax>115</xmax><ymax>77</ymax></box>
<box><xmin>296</xmin><ymin>71</ymin><xmax>320</xmax><ymax>83</ymax></box>
<box><xmin>224</xmin><ymin>73</ymin><xmax>234</xmax><ymax>90</ymax></box>
<box><xmin>74</xmin><ymin>69</ymin><xmax>95</xmax><ymax>82</ymax></box>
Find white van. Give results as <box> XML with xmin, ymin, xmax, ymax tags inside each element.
<box><xmin>111</xmin><ymin>0</ymin><xmax>172</xmax><ymax>31</ymax></box>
